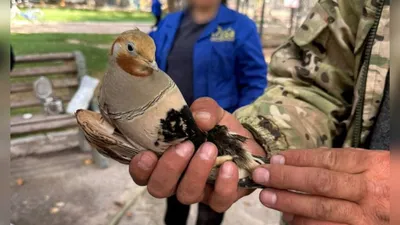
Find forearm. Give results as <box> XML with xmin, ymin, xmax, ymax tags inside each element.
<box><xmin>234</xmin><ymin>84</ymin><xmax>337</xmax><ymax>156</ymax></box>
<box><xmin>234</xmin><ymin>39</ymin><xmax>353</xmax><ymax>155</ymax></box>
<box><xmin>233</xmin><ymin>0</ymin><xmax>365</xmax><ymax>155</ymax></box>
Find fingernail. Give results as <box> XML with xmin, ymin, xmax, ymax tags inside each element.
<box><xmin>260</xmin><ymin>189</ymin><xmax>277</xmax><ymax>207</ymax></box>
<box><xmin>137</xmin><ymin>153</ymin><xmax>155</xmax><ymax>171</ymax></box>
<box><xmin>199</xmin><ymin>142</ymin><xmax>216</xmax><ymax>160</ymax></box>
<box><xmin>282</xmin><ymin>213</ymin><xmax>294</xmax><ymax>222</ymax></box>
<box><xmin>252</xmin><ymin>168</ymin><xmax>270</xmax><ymax>184</ymax></box>
<box><xmin>175</xmin><ymin>141</ymin><xmax>194</xmax><ymax>158</ymax></box>
<box><xmin>194</xmin><ymin>111</ymin><xmax>211</xmax><ymax>121</ymax></box>
<box><xmin>220</xmin><ymin>162</ymin><xmax>234</xmax><ymax>178</ymax></box>
<box><xmin>271</xmin><ymin>155</ymin><xmax>285</xmax><ymax>165</ymax></box>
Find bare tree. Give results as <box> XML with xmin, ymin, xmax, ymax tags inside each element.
<box><xmin>167</xmin><ymin>0</ymin><xmax>177</xmax><ymax>12</ymax></box>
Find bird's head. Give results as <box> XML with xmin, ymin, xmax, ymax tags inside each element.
<box><xmin>110</xmin><ymin>28</ymin><xmax>159</xmax><ymax>77</ymax></box>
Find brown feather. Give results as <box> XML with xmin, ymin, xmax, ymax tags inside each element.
<box><xmin>116</xmin><ymin>54</ymin><xmax>152</xmax><ymax>77</ymax></box>
<box><xmin>111</xmin><ymin>29</ymin><xmax>156</xmax><ymax>77</ymax></box>
<box><xmin>117</xmin><ymin>30</ymin><xmax>156</xmax><ymax>61</ymax></box>
<box><xmin>75</xmin><ymin>109</ymin><xmax>141</xmax><ymax>164</ymax></box>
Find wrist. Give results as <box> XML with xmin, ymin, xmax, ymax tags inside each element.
<box><xmin>238</xmin><ymin>116</ymin><xmax>288</xmax><ymax>157</ymax></box>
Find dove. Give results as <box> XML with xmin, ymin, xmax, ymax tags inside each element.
<box><xmin>75</xmin><ymin>29</ymin><xmax>269</xmax><ymax>188</ymax></box>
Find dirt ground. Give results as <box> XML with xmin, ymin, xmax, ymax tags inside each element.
<box><xmin>10</xmin><ymin>149</ymin><xmax>281</xmax><ymax>225</ymax></box>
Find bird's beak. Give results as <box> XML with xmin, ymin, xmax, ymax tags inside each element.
<box><xmin>149</xmin><ymin>61</ymin><xmax>159</xmax><ymax>71</ymax></box>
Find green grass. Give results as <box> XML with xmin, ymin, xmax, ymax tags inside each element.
<box><xmin>12</xmin><ymin>33</ymin><xmax>117</xmax><ymax>77</ymax></box>
<box><xmin>15</xmin><ymin>8</ymin><xmax>154</xmax><ymax>23</ymax></box>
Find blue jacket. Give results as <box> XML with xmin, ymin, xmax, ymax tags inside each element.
<box><xmin>149</xmin><ymin>5</ymin><xmax>267</xmax><ymax>113</ymax></box>
<box><xmin>151</xmin><ymin>0</ymin><xmax>162</xmax><ymax>17</ymax></box>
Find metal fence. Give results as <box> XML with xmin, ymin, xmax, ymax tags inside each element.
<box><xmin>229</xmin><ymin>0</ymin><xmax>318</xmax><ymax>46</ymax></box>
<box><xmin>235</xmin><ymin>0</ymin><xmax>317</xmax><ymax>27</ymax></box>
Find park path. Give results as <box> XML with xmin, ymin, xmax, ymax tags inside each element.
<box><xmin>11</xmin><ymin>21</ymin><xmax>153</xmax><ymax>34</ymax></box>
<box><xmin>11</xmin><ymin>20</ymin><xmax>285</xmax><ymax>49</ymax></box>
<box><xmin>11</xmin><ymin>21</ymin><xmax>277</xmax><ymax>61</ymax></box>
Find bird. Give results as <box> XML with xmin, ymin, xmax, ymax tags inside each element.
<box><xmin>75</xmin><ymin>29</ymin><xmax>269</xmax><ymax>189</ymax></box>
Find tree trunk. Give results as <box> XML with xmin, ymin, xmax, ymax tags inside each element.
<box><xmin>120</xmin><ymin>0</ymin><xmax>130</xmax><ymax>7</ymax></box>
<box><xmin>167</xmin><ymin>0</ymin><xmax>176</xmax><ymax>12</ymax></box>
<box><xmin>94</xmin><ymin>0</ymin><xmax>107</xmax><ymax>7</ymax></box>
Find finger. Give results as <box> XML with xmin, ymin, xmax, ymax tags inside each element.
<box><xmin>207</xmin><ymin>162</ymin><xmax>239</xmax><ymax>212</ymax></box>
<box><xmin>190</xmin><ymin>98</ymin><xmax>264</xmax><ymax>157</ymax></box>
<box><xmin>284</xmin><ymin>214</ymin><xmax>348</xmax><ymax>225</ymax></box>
<box><xmin>176</xmin><ymin>142</ymin><xmax>218</xmax><ymax>205</ymax></box>
<box><xmin>147</xmin><ymin>141</ymin><xmax>194</xmax><ymax>198</ymax></box>
<box><xmin>259</xmin><ymin>188</ymin><xmax>362</xmax><ymax>224</ymax></box>
<box><xmin>129</xmin><ymin>151</ymin><xmax>158</xmax><ymax>186</ymax></box>
<box><xmin>191</xmin><ymin>97</ymin><xmax>225</xmax><ymax>131</ymax></box>
<box><xmin>202</xmin><ymin>187</ymin><xmax>254</xmax><ymax>206</ymax></box>
<box><xmin>275</xmin><ymin>148</ymin><xmax>372</xmax><ymax>173</ymax></box>
<box><xmin>200</xmin><ymin>184</ymin><xmax>214</xmax><ymax>205</ymax></box>
<box><xmin>191</xmin><ymin>97</ymin><xmax>252</xmax><ymax>138</ymax></box>
<box><xmin>253</xmin><ymin>165</ymin><xmax>366</xmax><ymax>202</ymax></box>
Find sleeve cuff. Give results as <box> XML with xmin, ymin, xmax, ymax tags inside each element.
<box><xmin>238</xmin><ymin>116</ymin><xmax>289</xmax><ymax>157</ymax></box>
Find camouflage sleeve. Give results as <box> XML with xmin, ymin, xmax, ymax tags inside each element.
<box><xmin>234</xmin><ymin>0</ymin><xmax>362</xmax><ymax>155</ymax></box>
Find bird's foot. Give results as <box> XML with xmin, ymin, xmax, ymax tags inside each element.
<box><xmin>205</xmin><ymin>124</ymin><xmax>271</xmax><ymax>189</ymax></box>
<box><xmin>213</xmin><ymin>155</ymin><xmax>234</xmax><ymax>167</ymax></box>
<box><xmin>251</xmin><ymin>154</ymin><xmax>270</xmax><ymax>165</ymax></box>
<box><xmin>236</xmin><ymin>154</ymin><xmax>270</xmax><ymax>189</ymax></box>
<box><xmin>208</xmin><ymin>155</ymin><xmax>268</xmax><ymax>189</ymax></box>
<box><xmin>207</xmin><ymin>168</ymin><xmax>265</xmax><ymax>189</ymax></box>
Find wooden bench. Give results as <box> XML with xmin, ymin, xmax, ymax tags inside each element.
<box><xmin>10</xmin><ymin>51</ymin><xmax>108</xmax><ymax>168</ymax></box>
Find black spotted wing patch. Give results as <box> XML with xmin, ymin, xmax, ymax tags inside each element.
<box><xmin>156</xmin><ymin>105</ymin><xmax>206</xmax><ymax>149</ymax></box>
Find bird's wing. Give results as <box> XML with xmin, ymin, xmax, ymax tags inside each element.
<box><xmin>75</xmin><ymin>109</ymin><xmax>142</xmax><ymax>164</ymax></box>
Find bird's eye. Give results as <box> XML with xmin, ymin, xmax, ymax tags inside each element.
<box><xmin>127</xmin><ymin>43</ymin><xmax>134</xmax><ymax>52</ymax></box>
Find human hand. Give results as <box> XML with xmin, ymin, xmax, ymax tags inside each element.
<box><xmin>252</xmin><ymin>148</ymin><xmax>389</xmax><ymax>225</ymax></box>
<box><xmin>129</xmin><ymin>97</ymin><xmax>266</xmax><ymax>212</ymax></box>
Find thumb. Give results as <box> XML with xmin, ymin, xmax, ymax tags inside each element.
<box><xmin>190</xmin><ymin>97</ymin><xmax>225</xmax><ymax>131</ymax></box>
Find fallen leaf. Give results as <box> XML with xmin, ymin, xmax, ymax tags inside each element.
<box><xmin>50</xmin><ymin>207</ymin><xmax>60</xmax><ymax>214</ymax></box>
<box><xmin>126</xmin><ymin>212</ymin><xmax>133</xmax><ymax>218</ymax></box>
<box><xmin>84</xmin><ymin>159</ymin><xmax>93</xmax><ymax>165</ymax></box>
<box><xmin>56</xmin><ymin>202</ymin><xmax>65</xmax><ymax>207</ymax></box>
<box><xmin>16</xmin><ymin>178</ymin><xmax>24</xmax><ymax>186</ymax></box>
<box><xmin>113</xmin><ymin>201</ymin><xmax>124</xmax><ymax>207</ymax></box>
<box><xmin>66</xmin><ymin>39</ymin><xmax>81</xmax><ymax>44</ymax></box>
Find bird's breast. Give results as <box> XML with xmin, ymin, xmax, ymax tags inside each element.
<box><xmin>112</xmin><ymin>86</ymin><xmax>189</xmax><ymax>153</ymax></box>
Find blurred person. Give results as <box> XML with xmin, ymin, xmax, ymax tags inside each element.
<box><xmin>148</xmin><ymin>0</ymin><xmax>267</xmax><ymax>224</ymax></box>
<box><xmin>130</xmin><ymin>0</ymin><xmax>390</xmax><ymax>224</ymax></box>
<box><xmin>151</xmin><ymin>0</ymin><xmax>162</xmax><ymax>28</ymax></box>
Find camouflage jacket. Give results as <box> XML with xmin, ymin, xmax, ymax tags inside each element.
<box><xmin>234</xmin><ymin>0</ymin><xmax>390</xmax><ymax>156</ymax></box>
